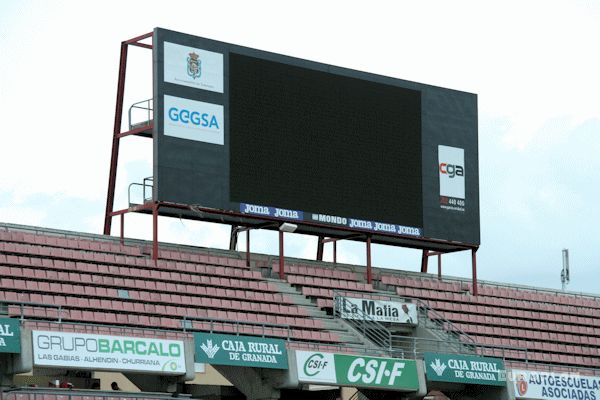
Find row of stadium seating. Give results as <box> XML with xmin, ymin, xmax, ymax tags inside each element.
<box><xmin>0</xmin><ymin>229</ymin><xmax>351</xmax><ymax>344</ymax></box>
<box><xmin>1</xmin><ymin>224</ymin><xmax>598</xmax><ymax>372</ymax></box>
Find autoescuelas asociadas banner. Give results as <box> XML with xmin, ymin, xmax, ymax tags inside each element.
<box><xmin>512</xmin><ymin>369</ymin><xmax>600</xmax><ymax>400</ymax></box>
<box><xmin>295</xmin><ymin>350</ymin><xmax>419</xmax><ymax>391</ymax></box>
<box><xmin>32</xmin><ymin>331</ymin><xmax>186</xmax><ymax>375</ymax></box>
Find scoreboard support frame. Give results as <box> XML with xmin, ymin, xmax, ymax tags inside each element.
<box><xmin>103</xmin><ymin>31</ymin><xmax>481</xmax><ymax>296</ymax></box>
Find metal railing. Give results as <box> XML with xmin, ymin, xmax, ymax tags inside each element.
<box><xmin>333</xmin><ymin>291</ymin><xmax>392</xmax><ymax>352</ymax></box>
<box><xmin>181</xmin><ymin>315</ymin><xmax>292</xmax><ymax>340</ymax></box>
<box><xmin>1</xmin><ymin>301</ymin><xmax>63</xmax><ymax>323</ymax></box>
<box><xmin>389</xmin><ymin>335</ymin><xmax>528</xmax><ymax>362</ymax></box>
<box><xmin>14</xmin><ymin>300</ymin><xmax>600</xmax><ymax>376</ymax></box>
<box><xmin>331</xmin><ymin>293</ymin><xmax>529</xmax><ymax>364</ymax></box>
<box><xmin>128</xmin><ymin>98</ymin><xmax>153</xmax><ymax>130</ymax></box>
<box><xmin>412</xmin><ymin>296</ymin><xmax>476</xmax><ymax>345</ymax></box>
<box><xmin>128</xmin><ymin>177</ymin><xmax>153</xmax><ymax>206</ymax></box>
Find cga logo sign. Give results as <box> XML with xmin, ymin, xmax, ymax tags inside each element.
<box><xmin>438</xmin><ymin>145</ymin><xmax>465</xmax><ymax>207</ymax></box>
<box><xmin>164</xmin><ymin>95</ymin><xmax>224</xmax><ymax>145</ymax></box>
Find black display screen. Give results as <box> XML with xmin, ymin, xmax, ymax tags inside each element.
<box><xmin>229</xmin><ymin>53</ymin><xmax>422</xmax><ymax>227</ymax></box>
<box><xmin>153</xmin><ymin>28</ymin><xmax>480</xmax><ymax>247</ymax></box>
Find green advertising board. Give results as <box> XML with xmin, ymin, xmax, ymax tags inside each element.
<box><xmin>194</xmin><ymin>333</ymin><xmax>288</xmax><ymax>369</ymax></box>
<box><xmin>296</xmin><ymin>350</ymin><xmax>420</xmax><ymax>391</ymax></box>
<box><xmin>424</xmin><ymin>353</ymin><xmax>506</xmax><ymax>386</ymax></box>
<box><xmin>0</xmin><ymin>318</ymin><xmax>21</xmax><ymax>353</ymax></box>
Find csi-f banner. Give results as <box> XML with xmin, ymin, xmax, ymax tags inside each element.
<box><xmin>511</xmin><ymin>369</ymin><xmax>600</xmax><ymax>400</ymax></box>
<box><xmin>337</xmin><ymin>297</ymin><xmax>418</xmax><ymax>325</ymax></box>
<box><xmin>32</xmin><ymin>331</ymin><xmax>186</xmax><ymax>375</ymax></box>
<box><xmin>295</xmin><ymin>351</ymin><xmax>419</xmax><ymax>391</ymax></box>
<box><xmin>0</xmin><ymin>318</ymin><xmax>20</xmax><ymax>353</ymax></box>
<box><xmin>194</xmin><ymin>333</ymin><xmax>288</xmax><ymax>369</ymax></box>
<box><xmin>424</xmin><ymin>353</ymin><xmax>506</xmax><ymax>386</ymax></box>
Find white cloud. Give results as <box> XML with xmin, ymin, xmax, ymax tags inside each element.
<box><xmin>1</xmin><ymin>0</ymin><xmax>599</xmax><ymax>293</ymax></box>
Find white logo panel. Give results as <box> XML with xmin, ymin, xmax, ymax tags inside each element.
<box><xmin>164</xmin><ymin>41</ymin><xmax>224</xmax><ymax>93</ymax></box>
<box><xmin>438</xmin><ymin>145</ymin><xmax>465</xmax><ymax>199</ymax></box>
<box><xmin>164</xmin><ymin>95</ymin><xmax>224</xmax><ymax>145</ymax></box>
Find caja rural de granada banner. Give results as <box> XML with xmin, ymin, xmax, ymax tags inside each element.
<box><xmin>511</xmin><ymin>369</ymin><xmax>600</xmax><ymax>400</ymax></box>
<box><xmin>32</xmin><ymin>331</ymin><xmax>186</xmax><ymax>374</ymax></box>
<box><xmin>295</xmin><ymin>350</ymin><xmax>419</xmax><ymax>391</ymax></box>
<box><xmin>0</xmin><ymin>318</ymin><xmax>21</xmax><ymax>353</ymax></box>
<box><xmin>194</xmin><ymin>332</ymin><xmax>288</xmax><ymax>369</ymax></box>
<box><xmin>424</xmin><ymin>353</ymin><xmax>506</xmax><ymax>386</ymax></box>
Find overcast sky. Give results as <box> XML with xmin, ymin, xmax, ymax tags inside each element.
<box><xmin>0</xmin><ymin>1</ymin><xmax>598</xmax><ymax>294</ymax></box>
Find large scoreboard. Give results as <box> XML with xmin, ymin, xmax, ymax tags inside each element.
<box><xmin>152</xmin><ymin>28</ymin><xmax>480</xmax><ymax>249</ymax></box>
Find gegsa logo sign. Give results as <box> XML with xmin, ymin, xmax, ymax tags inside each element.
<box><xmin>438</xmin><ymin>145</ymin><xmax>465</xmax><ymax>199</ymax></box>
<box><xmin>164</xmin><ymin>95</ymin><xmax>224</xmax><ymax>145</ymax></box>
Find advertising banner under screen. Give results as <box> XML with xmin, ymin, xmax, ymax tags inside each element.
<box><xmin>153</xmin><ymin>27</ymin><xmax>480</xmax><ymax>247</ymax></box>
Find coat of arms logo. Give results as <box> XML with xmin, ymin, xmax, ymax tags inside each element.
<box><xmin>187</xmin><ymin>51</ymin><xmax>201</xmax><ymax>79</ymax></box>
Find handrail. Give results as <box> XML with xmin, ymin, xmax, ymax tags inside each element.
<box><xmin>0</xmin><ymin>300</ymin><xmax>63</xmax><ymax>323</ymax></box>
<box><xmin>333</xmin><ymin>291</ymin><xmax>392</xmax><ymax>352</ymax></box>
<box><xmin>128</xmin><ymin>178</ymin><xmax>153</xmax><ymax>206</ymax></box>
<box><xmin>181</xmin><ymin>315</ymin><xmax>292</xmax><ymax>340</ymax></box>
<box><xmin>411</xmin><ymin>297</ymin><xmax>476</xmax><ymax>345</ymax></box>
<box><xmin>16</xmin><ymin>301</ymin><xmax>600</xmax><ymax>374</ymax></box>
<box><xmin>389</xmin><ymin>335</ymin><xmax>528</xmax><ymax>362</ymax></box>
<box><xmin>331</xmin><ymin>289</ymin><xmax>475</xmax><ymax>346</ymax></box>
<box><xmin>128</xmin><ymin>98</ymin><xmax>153</xmax><ymax>130</ymax></box>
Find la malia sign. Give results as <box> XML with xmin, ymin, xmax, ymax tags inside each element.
<box><xmin>338</xmin><ymin>297</ymin><xmax>418</xmax><ymax>324</ymax></box>
<box><xmin>424</xmin><ymin>353</ymin><xmax>506</xmax><ymax>386</ymax></box>
<box><xmin>0</xmin><ymin>318</ymin><xmax>20</xmax><ymax>353</ymax></box>
<box><xmin>295</xmin><ymin>350</ymin><xmax>419</xmax><ymax>391</ymax></box>
<box><xmin>194</xmin><ymin>333</ymin><xmax>288</xmax><ymax>369</ymax></box>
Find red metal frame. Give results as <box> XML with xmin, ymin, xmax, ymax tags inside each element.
<box><xmin>104</xmin><ymin>32</ymin><xmax>153</xmax><ymax>236</ymax></box>
<box><xmin>103</xmin><ymin>31</ymin><xmax>481</xmax><ymax>293</ymax></box>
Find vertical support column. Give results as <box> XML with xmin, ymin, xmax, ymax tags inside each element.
<box><xmin>152</xmin><ymin>204</ymin><xmax>159</xmax><ymax>263</ymax></box>
<box><xmin>278</xmin><ymin>231</ymin><xmax>285</xmax><ymax>279</ymax></box>
<box><xmin>120</xmin><ymin>214</ymin><xmax>124</xmax><ymax>245</ymax></box>
<box><xmin>246</xmin><ymin>229</ymin><xmax>251</xmax><ymax>267</ymax></box>
<box><xmin>472</xmin><ymin>248</ymin><xmax>478</xmax><ymax>296</ymax></box>
<box><xmin>229</xmin><ymin>226</ymin><xmax>239</xmax><ymax>251</ymax></box>
<box><xmin>437</xmin><ymin>254</ymin><xmax>442</xmax><ymax>280</ymax></box>
<box><xmin>366</xmin><ymin>236</ymin><xmax>372</xmax><ymax>284</ymax></box>
<box><xmin>333</xmin><ymin>240</ymin><xmax>337</xmax><ymax>264</ymax></box>
<box><xmin>316</xmin><ymin>235</ymin><xmax>324</xmax><ymax>261</ymax></box>
<box><xmin>104</xmin><ymin>42</ymin><xmax>129</xmax><ymax>236</ymax></box>
<box><xmin>420</xmin><ymin>250</ymin><xmax>429</xmax><ymax>273</ymax></box>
